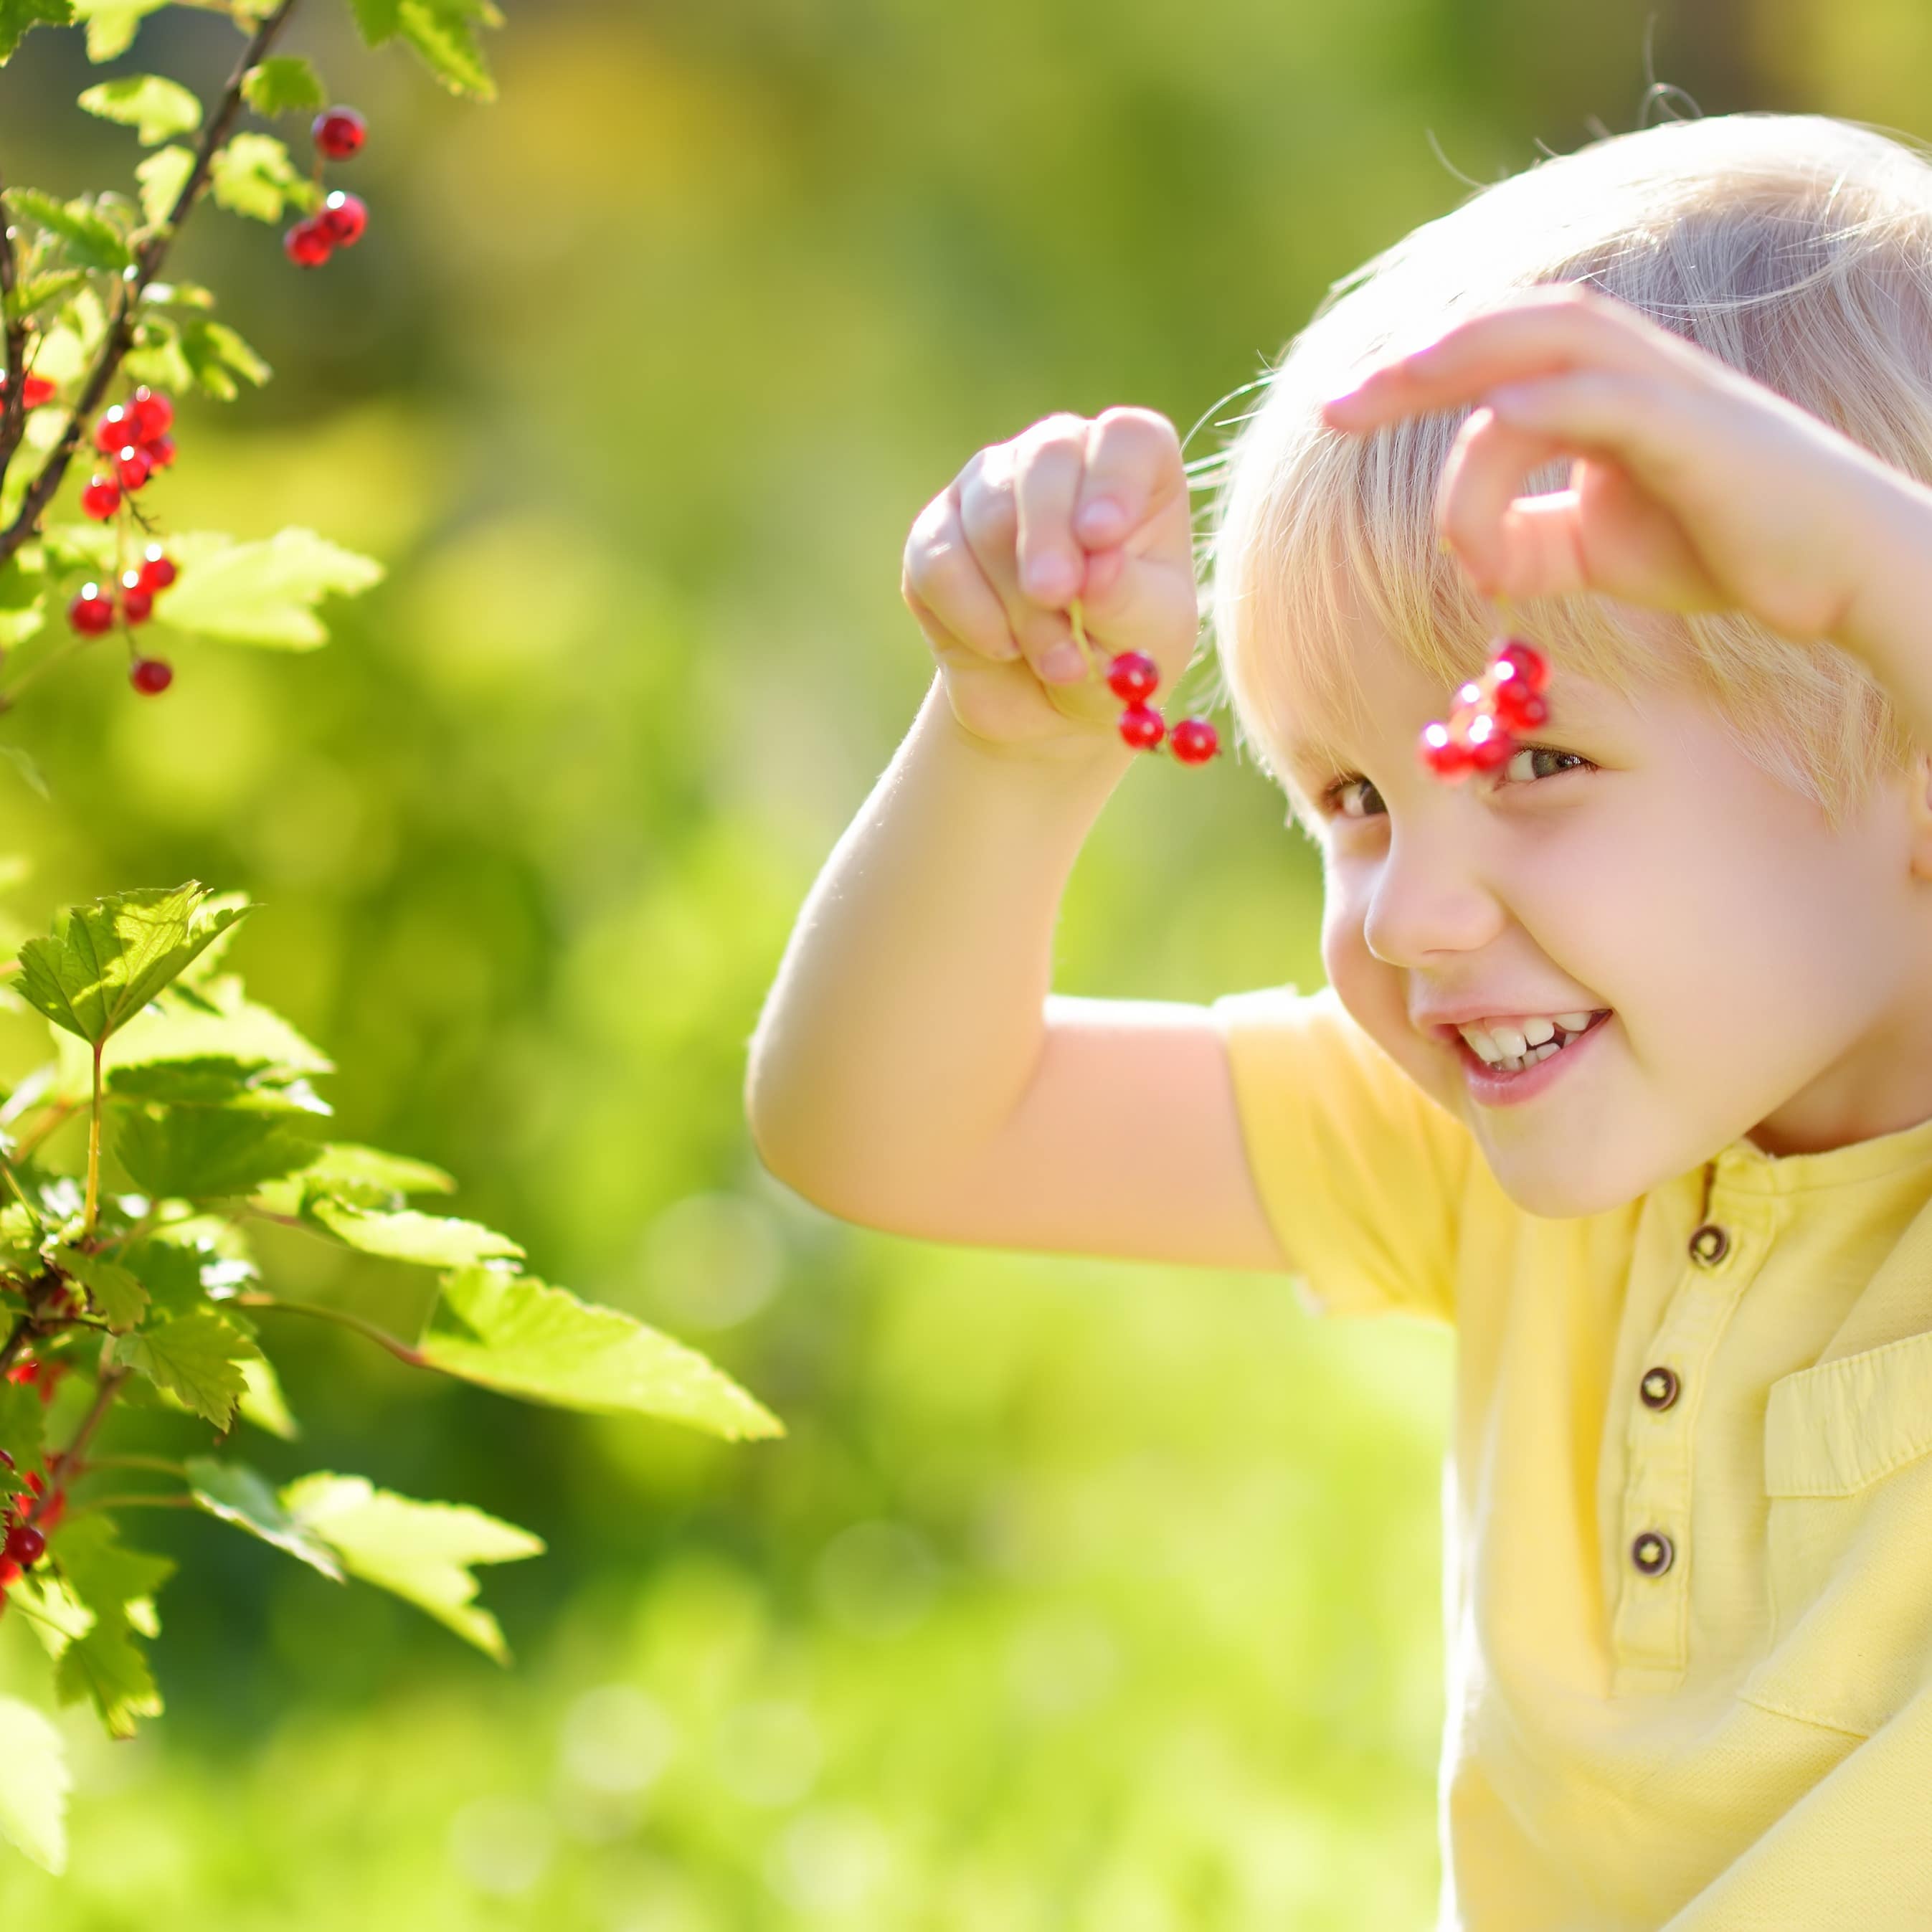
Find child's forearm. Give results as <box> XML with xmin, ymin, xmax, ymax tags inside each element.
<box><xmin>745</xmin><ymin>672</ymin><xmax>1135</xmax><ymax>1219</ymax></box>
<box><xmin>1832</xmin><ymin>466</ymin><xmax>1932</xmax><ymax>757</ymax></box>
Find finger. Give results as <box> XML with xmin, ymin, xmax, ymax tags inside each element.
<box><xmin>1321</xmin><ymin>283</ymin><xmax>1701</xmax><ymax>432</ymax></box>
<box><xmin>1069</xmin><ymin>405</ymin><xmax>1185</xmax><ymax>556</ymax></box>
<box><xmin>904</xmin><ymin>486</ymin><xmax>1023</xmax><ymax>662</ymax></box>
<box><xmin>1011</xmin><ymin>414</ymin><xmax>1090</xmax><ymax>605</ymax></box>
<box><xmin>957</xmin><ymin>443</ymin><xmax>1079</xmax><ymax>669</ymax></box>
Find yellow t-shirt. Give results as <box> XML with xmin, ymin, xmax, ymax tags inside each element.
<box><xmin>1211</xmin><ymin>980</ymin><xmax>1932</xmax><ymax>1932</ymax></box>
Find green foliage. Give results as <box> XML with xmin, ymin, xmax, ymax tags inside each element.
<box><xmin>420</xmin><ymin>1264</ymin><xmax>786</xmax><ymax>1439</ymax></box>
<box><xmin>208</xmin><ymin>133</ymin><xmax>316</xmax><ymax>224</ymax></box>
<box><xmin>278</xmin><ymin>1472</ymin><xmax>542</xmax><ymax>1662</ymax></box>
<box><xmin>0</xmin><ymin>0</ymin><xmax>70</xmax><ymax>65</ymax></box>
<box><xmin>184</xmin><ymin>1455</ymin><xmax>341</xmax><ymax>1578</ymax></box>
<box><xmin>111</xmin><ymin>1310</ymin><xmax>260</xmax><ymax>1427</ymax></box>
<box><xmin>0</xmin><ymin>188</ymin><xmax>132</xmax><ymax>273</ymax></box>
<box><xmin>131</xmin><ymin>143</ymin><xmax>194</xmax><ymax>230</ymax></box>
<box><xmin>67</xmin><ymin>0</ymin><xmax>164</xmax><ymax>65</ymax></box>
<box><xmin>75</xmin><ymin>72</ymin><xmax>200</xmax><ymax>145</ymax></box>
<box><xmin>241</xmin><ymin>56</ymin><xmax>326</xmax><ymax>116</ymax></box>
<box><xmin>157</xmin><ymin>528</ymin><xmax>382</xmax><ymax>645</ymax></box>
<box><xmin>347</xmin><ymin>0</ymin><xmax>503</xmax><ymax>101</ymax></box>
<box><xmin>304</xmin><ymin>1196</ymin><xmax>521</xmax><ymax>1266</ymax></box>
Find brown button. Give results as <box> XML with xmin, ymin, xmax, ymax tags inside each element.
<box><xmin>1632</xmin><ymin>1530</ymin><xmax>1675</xmax><ymax>1576</ymax></box>
<box><xmin>1687</xmin><ymin>1223</ymin><xmax>1730</xmax><ymax>1266</ymax></box>
<box><xmin>1639</xmin><ymin>1366</ymin><xmax>1680</xmax><ymax>1411</ymax></box>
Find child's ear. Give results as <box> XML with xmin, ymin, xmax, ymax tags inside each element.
<box><xmin>1909</xmin><ymin>750</ymin><xmax>1932</xmax><ymax>883</ymax></box>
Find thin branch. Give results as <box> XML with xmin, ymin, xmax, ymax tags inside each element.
<box><xmin>28</xmin><ymin>1363</ymin><xmax>129</xmax><ymax>1525</ymax></box>
<box><xmin>62</xmin><ymin>1490</ymin><xmax>195</xmax><ymax>1523</ymax></box>
<box><xmin>0</xmin><ymin>155</ymin><xmax>25</xmax><ymax>472</ymax></box>
<box><xmin>230</xmin><ymin>1289</ymin><xmax>427</xmax><ymax>1368</ymax></box>
<box><xmin>0</xmin><ymin>1311</ymin><xmax>27</xmax><ymax>1373</ymax></box>
<box><xmin>0</xmin><ymin>0</ymin><xmax>303</xmax><ymax>573</ymax></box>
<box><xmin>72</xmin><ymin>1452</ymin><xmax>188</xmax><ymax>1479</ymax></box>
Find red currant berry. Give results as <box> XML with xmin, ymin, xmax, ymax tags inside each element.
<box><xmin>127</xmin><ymin>386</ymin><xmax>172</xmax><ymax>442</ymax></box>
<box><xmin>1457</xmin><ymin>712</ymin><xmax>1514</xmax><ymax>772</ymax></box>
<box><xmin>320</xmin><ymin>190</ymin><xmax>367</xmax><ymax>247</ymax></box>
<box><xmin>4</xmin><ymin>1359</ymin><xmax>35</xmax><ymax>1386</ymax></box>
<box><xmin>284</xmin><ymin>219</ymin><xmax>333</xmax><ymax>268</ymax></box>
<box><xmin>68</xmin><ymin>585</ymin><xmax>115</xmax><ymax>635</ymax></box>
<box><xmin>138</xmin><ymin>544</ymin><xmax>178</xmax><ymax>591</ymax></box>
<box><xmin>1</xmin><ymin>372</ymin><xmax>55</xmax><ymax>408</ymax></box>
<box><xmin>130</xmin><ymin>655</ymin><xmax>174</xmax><ymax>695</ymax></box>
<box><xmin>1169</xmin><ymin>716</ymin><xmax>1220</xmax><ymax>765</ymax></box>
<box><xmin>1418</xmin><ymin>721</ymin><xmax>1472</xmax><ymax>780</ymax></box>
<box><xmin>113</xmin><ymin>444</ymin><xmax>152</xmax><ymax>491</ymax></box>
<box><xmin>1489</xmin><ymin>681</ymin><xmax>1548</xmax><ymax>732</ymax></box>
<box><xmin>118</xmin><ymin>571</ymin><xmax>153</xmax><ymax>623</ymax></box>
<box><xmin>93</xmin><ymin>404</ymin><xmax>134</xmax><ymax>454</ymax></box>
<box><xmin>0</xmin><ymin>1558</ymin><xmax>18</xmax><ymax>1590</ymax></box>
<box><xmin>80</xmin><ymin>475</ymin><xmax>121</xmax><ymax>520</ymax></box>
<box><xmin>143</xmin><ymin>432</ymin><xmax>176</xmax><ymax>470</ymax></box>
<box><xmin>4</xmin><ymin>1523</ymin><xmax>44</xmax><ymax>1568</ymax></box>
<box><xmin>1117</xmin><ymin>701</ymin><xmax>1165</xmax><ymax>752</ymax></box>
<box><xmin>1492</xmin><ymin>638</ymin><xmax>1548</xmax><ymax>692</ymax></box>
<box><xmin>313</xmin><ymin>105</ymin><xmax>366</xmax><ymax>161</ymax></box>
<box><xmin>1105</xmin><ymin>651</ymin><xmax>1160</xmax><ymax>702</ymax></box>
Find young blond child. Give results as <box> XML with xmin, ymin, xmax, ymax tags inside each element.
<box><xmin>746</xmin><ymin>110</ymin><xmax>1932</xmax><ymax>1928</ymax></box>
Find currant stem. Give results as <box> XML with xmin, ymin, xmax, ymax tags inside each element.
<box><xmin>82</xmin><ymin>1041</ymin><xmax>102</xmax><ymax>1238</ymax></box>
<box><xmin>229</xmin><ymin>1290</ymin><xmax>428</xmax><ymax>1369</ymax></box>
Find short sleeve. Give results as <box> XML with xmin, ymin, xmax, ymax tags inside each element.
<box><xmin>1208</xmin><ymin>981</ymin><xmax>1476</xmax><ymax>1325</ymax></box>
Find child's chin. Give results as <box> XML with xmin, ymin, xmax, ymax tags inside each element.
<box><xmin>1483</xmin><ymin>1152</ymin><xmax>1634</xmax><ymax>1221</ymax></box>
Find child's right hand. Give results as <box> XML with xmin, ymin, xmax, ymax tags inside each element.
<box><xmin>901</xmin><ymin>407</ymin><xmax>1201</xmax><ymax>757</ymax></box>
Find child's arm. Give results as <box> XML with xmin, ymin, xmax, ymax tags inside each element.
<box><xmin>745</xmin><ymin>410</ymin><xmax>1287</xmax><ymax>1272</ymax></box>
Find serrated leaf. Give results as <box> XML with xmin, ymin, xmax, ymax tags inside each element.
<box><xmin>252</xmin><ymin>1140</ymin><xmax>455</xmax><ymax>1217</ymax></box>
<box><xmin>0</xmin><ymin>1379</ymin><xmax>45</xmax><ymax>1474</ymax></box>
<box><xmin>279</xmin><ymin>1472</ymin><xmax>541</xmax><ymax>1662</ymax></box>
<box><xmin>349</xmin><ymin>0</ymin><xmax>500</xmax><ymax>100</ymax></box>
<box><xmin>3</xmin><ymin>267</ymin><xmax>86</xmax><ymax>324</ymax></box>
<box><xmin>115</xmin><ymin>1104</ymin><xmax>320</xmax><ymax>1201</ymax></box>
<box><xmin>208</xmin><ymin>131</ymin><xmax>307</xmax><ymax>224</ymax></box>
<box><xmin>241</xmin><ymin>55</ymin><xmax>325</xmax><ymax>115</ymax></box>
<box><xmin>0</xmin><ymin>1696</ymin><xmax>68</xmax><ymax>1872</ymax></box>
<box><xmin>2</xmin><ymin>188</ymin><xmax>133</xmax><ymax>273</ymax></box>
<box><xmin>420</xmin><ymin>1265</ymin><xmax>786</xmax><ymax>1441</ymax></box>
<box><xmin>77</xmin><ymin>72</ymin><xmax>202</xmax><ymax>145</ymax></box>
<box><xmin>69</xmin><ymin>0</ymin><xmax>165</xmax><ymax>63</ymax></box>
<box><xmin>175</xmin><ymin>315</ymin><xmax>270</xmax><ymax>402</ymax></box>
<box><xmin>157</xmin><ymin>527</ymin><xmax>380</xmax><ymax>648</ymax></box>
<box><xmin>186</xmin><ymin>1456</ymin><xmax>341</xmax><ymax>1578</ymax></box>
<box><xmin>0</xmin><ymin>0</ymin><xmax>72</xmax><ymax>65</ymax></box>
<box><xmin>17</xmin><ymin>882</ymin><xmax>253</xmax><ymax>1048</ymax></box>
<box><xmin>133</xmin><ymin>143</ymin><xmax>194</xmax><ymax>229</ymax></box>
<box><xmin>116</xmin><ymin>1236</ymin><xmax>212</xmax><ymax>1319</ymax></box>
<box><xmin>307</xmin><ymin>1198</ymin><xmax>522</xmax><ymax>1269</ymax></box>
<box><xmin>52</xmin><ymin>1243</ymin><xmax>146</xmax><ymax>1331</ymax></box>
<box><xmin>44</xmin><ymin>1515</ymin><xmax>173</xmax><ymax>1738</ymax></box>
<box><xmin>107</xmin><ymin>1054</ymin><xmax>326</xmax><ymax>1112</ymax></box>
<box><xmin>112</xmin><ymin>1309</ymin><xmax>258</xmax><ymax>1426</ymax></box>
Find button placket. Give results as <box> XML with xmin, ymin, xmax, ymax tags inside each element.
<box><xmin>1611</xmin><ymin>1197</ymin><xmax>1765</xmax><ymax>1682</ymax></box>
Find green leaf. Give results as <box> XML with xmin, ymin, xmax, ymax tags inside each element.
<box><xmin>348</xmin><ymin>0</ymin><xmax>501</xmax><ymax>100</ymax></box>
<box><xmin>107</xmin><ymin>1054</ymin><xmax>328</xmax><ymax>1114</ymax></box>
<box><xmin>52</xmin><ymin>1243</ymin><xmax>146</xmax><ymax>1332</ymax></box>
<box><xmin>112</xmin><ymin>1309</ymin><xmax>259</xmax><ymax>1427</ymax></box>
<box><xmin>298</xmin><ymin>1142</ymin><xmax>457</xmax><ymax>1199</ymax></box>
<box><xmin>175</xmin><ymin>315</ymin><xmax>271</xmax><ymax>401</ymax></box>
<box><xmin>77</xmin><ymin>72</ymin><xmax>202</xmax><ymax>146</ymax></box>
<box><xmin>236</xmin><ymin>1352</ymin><xmax>296</xmax><ymax>1439</ymax></box>
<box><xmin>158</xmin><ymin>528</ymin><xmax>381</xmax><ymax>648</ymax></box>
<box><xmin>241</xmin><ymin>55</ymin><xmax>325</xmax><ymax>115</ymax></box>
<box><xmin>307</xmin><ymin>1198</ymin><xmax>523</xmax><ymax>1269</ymax></box>
<box><xmin>44</xmin><ymin>1515</ymin><xmax>174</xmax><ymax>1739</ymax></box>
<box><xmin>1</xmin><ymin>188</ymin><xmax>133</xmax><ymax>273</ymax></box>
<box><xmin>3</xmin><ymin>267</ymin><xmax>87</xmax><ymax>324</ymax></box>
<box><xmin>117</xmin><ymin>1235</ymin><xmax>215</xmax><ymax>1319</ymax></box>
<box><xmin>420</xmin><ymin>1265</ymin><xmax>787</xmax><ymax>1441</ymax></box>
<box><xmin>0</xmin><ymin>1696</ymin><xmax>69</xmax><ymax>1872</ymax></box>
<box><xmin>0</xmin><ymin>0</ymin><xmax>71</xmax><ymax>65</ymax></box>
<box><xmin>0</xmin><ymin>1379</ymin><xmax>45</xmax><ymax>1475</ymax></box>
<box><xmin>279</xmin><ymin>1472</ymin><xmax>541</xmax><ymax>1662</ymax></box>
<box><xmin>115</xmin><ymin>1104</ymin><xmax>321</xmax><ymax>1202</ymax></box>
<box><xmin>16</xmin><ymin>881</ymin><xmax>253</xmax><ymax>1048</ymax></box>
<box><xmin>69</xmin><ymin>0</ymin><xmax>166</xmax><ymax>63</ymax></box>
<box><xmin>133</xmin><ymin>143</ymin><xmax>195</xmax><ymax>230</ymax></box>
<box><xmin>186</xmin><ymin>1456</ymin><xmax>341</xmax><ymax>1578</ymax></box>
<box><xmin>208</xmin><ymin>132</ymin><xmax>309</xmax><ymax>224</ymax></box>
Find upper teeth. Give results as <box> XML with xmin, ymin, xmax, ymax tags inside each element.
<box><xmin>1458</xmin><ymin>1011</ymin><xmax>1603</xmax><ymax>1065</ymax></box>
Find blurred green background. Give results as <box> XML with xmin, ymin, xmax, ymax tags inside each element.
<box><xmin>0</xmin><ymin>0</ymin><xmax>1846</xmax><ymax>1923</ymax></box>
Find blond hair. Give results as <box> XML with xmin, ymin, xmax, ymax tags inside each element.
<box><xmin>1194</xmin><ymin>111</ymin><xmax>1932</xmax><ymax>840</ymax></box>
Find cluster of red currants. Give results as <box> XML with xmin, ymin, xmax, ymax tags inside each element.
<box><xmin>1416</xmin><ymin>635</ymin><xmax>1550</xmax><ymax>780</ymax></box>
<box><xmin>284</xmin><ymin>107</ymin><xmax>369</xmax><ymax>268</ymax></box>
<box><xmin>67</xmin><ymin>385</ymin><xmax>180</xmax><ymax>691</ymax></box>
<box><xmin>1064</xmin><ymin>599</ymin><xmax>1221</xmax><ymax>764</ymax></box>
<box><xmin>0</xmin><ymin>1447</ymin><xmax>65</xmax><ymax>1591</ymax></box>
<box><xmin>0</xmin><ymin>370</ymin><xmax>57</xmax><ymax>412</ymax></box>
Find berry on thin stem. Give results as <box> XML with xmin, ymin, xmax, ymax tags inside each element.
<box><xmin>80</xmin><ymin>475</ymin><xmax>120</xmax><ymax>520</ymax></box>
<box><xmin>1062</xmin><ymin>598</ymin><xmax>1221</xmax><ymax>765</ymax></box>
<box><xmin>313</xmin><ymin>105</ymin><xmax>366</xmax><ymax>161</ymax></box>
<box><xmin>320</xmin><ymin>191</ymin><xmax>367</xmax><ymax>247</ymax></box>
<box><xmin>130</xmin><ymin>656</ymin><xmax>174</xmax><ymax>695</ymax></box>
<box><xmin>68</xmin><ymin>584</ymin><xmax>114</xmax><ymax>635</ymax></box>
<box><xmin>284</xmin><ymin>219</ymin><xmax>333</xmax><ymax>268</ymax></box>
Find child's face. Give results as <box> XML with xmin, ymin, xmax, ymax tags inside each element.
<box><xmin>1304</xmin><ymin>617</ymin><xmax>1932</xmax><ymax>1217</ymax></box>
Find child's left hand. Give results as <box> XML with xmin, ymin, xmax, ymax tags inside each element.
<box><xmin>1319</xmin><ymin>281</ymin><xmax>1920</xmax><ymax>654</ymax></box>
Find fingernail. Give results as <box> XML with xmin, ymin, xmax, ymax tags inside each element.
<box><xmin>1042</xmin><ymin>642</ymin><xmax>1085</xmax><ymax>681</ymax></box>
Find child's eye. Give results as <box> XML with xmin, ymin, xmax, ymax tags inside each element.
<box><xmin>1321</xmin><ymin>744</ymin><xmax>1596</xmax><ymax>820</ymax></box>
